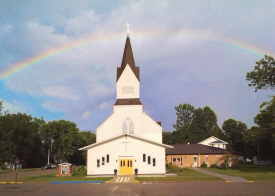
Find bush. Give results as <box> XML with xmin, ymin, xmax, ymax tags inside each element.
<box><xmin>166</xmin><ymin>162</ymin><xmax>182</xmax><ymax>173</ymax></box>
<box><xmin>221</xmin><ymin>163</ymin><xmax>229</xmax><ymax>169</ymax></box>
<box><xmin>210</xmin><ymin>164</ymin><xmax>218</xmax><ymax>168</ymax></box>
<box><xmin>201</xmin><ymin>162</ymin><xmax>208</xmax><ymax>168</ymax></box>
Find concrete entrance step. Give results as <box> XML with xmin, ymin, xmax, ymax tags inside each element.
<box><xmin>106</xmin><ymin>175</ymin><xmax>139</xmax><ymax>183</ymax></box>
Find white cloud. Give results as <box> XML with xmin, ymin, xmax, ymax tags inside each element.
<box><xmin>41</xmin><ymin>100</ymin><xmax>62</xmax><ymax>112</ymax></box>
<box><xmin>82</xmin><ymin>111</ymin><xmax>91</xmax><ymax>119</ymax></box>
<box><xmin>1</xmin><ymin>100</ymin><xmax>26</xmax><ymax>114</ymax></box>
<box><xmin>41</xmin><ymin>86</ymin><xmax>80</xmax><ymax>100</ymax></box>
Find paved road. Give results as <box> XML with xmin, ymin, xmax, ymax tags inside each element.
<box><xmin>0</xmin><ymin>169</ymin><xmax>58</xmax><ymax>181</ymax></box>
<box><xmin>0</xmin><ymin>182</ymin><xmax>274</xmax><ymax>195</ymax></box>
<box><xmin>190</xmin><ymin>167</ymin><xmax>248</xmax><ymax>182</ymax></box>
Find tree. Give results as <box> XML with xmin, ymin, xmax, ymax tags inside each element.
<box><xmin>172</xmin><ymin>104</ymin><xmax>221</xmax><ymax>144</ymax></box>
<box><xmin>220</xmin><ymin>150</ymin><xmax>231</xmax><ymax>169</ymax></box>
<box><xmin>246</xmin><ymin>55</ymin><xmax>275</xmax><ymax>91</ymax></box>
<box><xmin>0</xmin><ymin>100</ymin><xmax>3</xmax><ymax>115</ymax></box>
<box><xmin>68</xmin><ymin>131</ymin><xmax>96</xmax><ymax>165</ymax></box>
<box><xmin>162</xmin><ymin>131</ymin><xmax>172</xmax><ymax>144</ymax></box>
<box><xmin>0</xmin><ymin>113</ymin><xmax>46</xmax><ymax>167</ymax></box>
<box><xmin>222</xmin><ymin>119</ymin><xmax>247</xmax><ymax>152</ymax></box>
<box><xmin>41</xmin><ymin>120</ymin><xmax>79</xmax><ymax>163</ymax></box>
<box><xmin>254</xmin><ymin>96</ymin><xmax>275</xmax><ymax>163</ymax></box>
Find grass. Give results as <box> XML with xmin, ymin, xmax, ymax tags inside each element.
<box><xmin>16</xmin><ymin>174</ymin><xmax>112</xmax><ymax>182</ymax></box>
<box><xmin>0</xmin><ymin>168</ymin><xmax>41</xmax><ymax>173</ymax></box>
<box><xmin>202</xmin><ymin>165</ymin><xmax>275</xmax><ymax>181</ymax></box>
<box><xmin>135</xmin><ymin>168</ymin><xmax>222</xmax><ymax>182</ymax></box>
<box><xmin>13</xmin><ymin>169</ymin><xmax>112</xmax><ymax>182</ymax></box>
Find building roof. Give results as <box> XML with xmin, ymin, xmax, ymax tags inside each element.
<box><xmin>166</xmin><ymin>144</ymin><xmax>239</xmax><ymax>155</ymax></box>
<box><xmin>114</xmin><ymin>98</ymin><xmax>143</xmax><ymax>106</ymax></box>
<box><xmin>198</xmin><ymin>136</ymin><xmax>228</xmax><ymax>145</ymax></box>
<box><xmin>209</xmin><ymin>141</ymin><xmax>226</xmax><ymax>144</ymax></box>
<box><xmin>117</xmin><ymin>36</ymin><xmax>140</xmax><ymax>82</ymax></box>
<box><xmin>79</xmin><ymin>133</ymin><xmax>173</xmax><ymax>151</ymax></box>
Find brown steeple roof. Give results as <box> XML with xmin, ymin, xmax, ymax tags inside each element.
<box><xmin>117</xmin><ymin>36</ymin><xmax>140</xmax><ymax>82</ymax></box>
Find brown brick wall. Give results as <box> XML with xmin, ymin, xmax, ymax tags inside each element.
<box><xmin>166</xmin><ymin>154</ymin><xmax>239</xmax><ymax>167</ymax></box>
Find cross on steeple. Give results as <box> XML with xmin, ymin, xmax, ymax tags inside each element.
<box><xmin>125</xmin><ymin>22</ymin><xmax>132</xmax><ymax>37</ymax></box>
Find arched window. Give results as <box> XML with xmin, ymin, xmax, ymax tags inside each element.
<box><xmin>123</xmin><ymin>121</ymin><xmax>127</xmax><ymax>133</ymax></box>
<box><xmin>129</xmin><ymin>121</ymin><xmax>134</xmax><ymax>134</ymax></box>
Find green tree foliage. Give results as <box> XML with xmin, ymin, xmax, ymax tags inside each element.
<box><xmin>0</xmin><ymin>100</ymin><xmax>3</xmax><ymax>114</ymax></box>
<box><xmin>254</xmin><ymin>96</ymin><xmax>275</xmax><ymax>163</ymax></box>
<box><xmin>40</xmin><ymin>120</ymin><xmax>79</xmax><ymax>163</ymax></box>
<box><xmin>222</xmin><ymin>119</ymin><xmax>247</xmax><ymax>152</ymax></box>
<box><xmin>172</xmin><ymin>104</ymin><xmax>221</xmax><ymax>144</ymax></box>
<box><xmin>68</xmin><ymin>131</ymin><xmax>96</xmax><ymax>165</ymax></box>
<box><xmin>246</xmin><ymin>55</ymin><xmax>275</xmax><ymax>91</ymax></box>
<box><xmin>162</xmin><ymin>131</ymin><xmax>172</xmax><ymax>144</ymax></box>
<box><xmin>0</xmin><ymin>113</ymin><xmax>46</xmax><ymax>167</ymax></box>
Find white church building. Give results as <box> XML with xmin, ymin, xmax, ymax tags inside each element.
<box><xmin>79</xmin><ymin>33</ymin><xmax>173</xmax><ymax>175</ymax></box>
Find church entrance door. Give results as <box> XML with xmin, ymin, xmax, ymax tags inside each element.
<box><xmin>119</xmin><ymin>159</ymin><xmax>133</xmax><ymax>175</ymax></box>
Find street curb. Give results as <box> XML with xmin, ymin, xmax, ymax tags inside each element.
<box><xmin>105</xmin><ymin>181</ymin><xmax>139</xmax><ymax>183</ymax></box>
<box><xmin>50</xmin><ymin>181</ymin><xmax>105</xmax><ymax>184</ymax></box>
<box><xmin>0</xmin><ymin>182</ymin><xmax>22</xmax><ymax>184</ymax></box>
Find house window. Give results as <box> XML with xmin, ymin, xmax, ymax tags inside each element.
<box><xmin>129</xmin><ymin>121</ymin><xmax>134</xmax><ymax>134</ymax></box>
<box><xmin>97</xmin><ymin>159</ymin><xmax>100</xmax><ymax>167</ymax></box>
<box><xmin>153</xmin><ymin>158</ymin><xmax>156</xmax><ymax>166</ymax></box>
<box><xmin>180</xmin><ymin>157</ymin><xmax>183</xmax><ymax>166</ymax></box>
<box><xmin>143</xmin><ymin>154</ymin><xmax>146</xmax><ymax>162</ymax></box>
<box><xmin>102</xmin><ymin>157</ymin><xmax>105</xmax><ymax>165</ymax></box>
<box><xmin>173</xmin><ymin>158</ymin><xmax>176</xmax><ymax>162</ymax></box>
<box><xmin>148</xmin><ymin>156</ymin><xmax>151</xmax><ymax>164</ymax></box>
<box><xmin>122</xmin><ymin>86</ymin><xmax>134</xmax><ymax>94</ymax></box>
<box><xmin>123</xmin><ymin>121</ymin><xmax>127</xmax><ymax>133</ymax></box>
<box><xmin>107</xmin><ymin>155</ymin><xmax>109</xmax><ymax>163</ymax></box>
<box><xmin>205</xmin><ymin>155</ymin><xmax>209</xmax><ymax>163</ymax></box>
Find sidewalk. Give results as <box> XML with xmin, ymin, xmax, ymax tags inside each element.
<box><xmin>190</xmin><ymin>167</ymin><xmax>248</xmax><ymax>182</ymax></box>
<box><xmin>106</xmin><ymin>175</ymin><xmax>139</xmax><ymax>183</ymax></box>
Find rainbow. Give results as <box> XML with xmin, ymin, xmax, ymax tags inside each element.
<box><xmin>1</xmin><ymin>29</ymin><xmax>274</xmax><ymax>81</ymax></box>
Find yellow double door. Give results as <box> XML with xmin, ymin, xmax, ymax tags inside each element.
<box><xmin>119</xmin><ymin>159</ymin><xmax>133</xmax><ymax>175</ymax></box>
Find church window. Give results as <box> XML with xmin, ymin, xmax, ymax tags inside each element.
<box><xmin>107</xmin><ymin>155</ymin><xmax>109</xmax><ymax>163</ymax></box>
<box><xmin>97</xmin><ymin>159</ymin><xmax>100</xmax><ymax>167</ymax></box>
<box><xmin>153</xmin><ymin>158</ymin><xmax>156</xmax><ymax>166</ymax></box>
<box><xmin>123</xmin><ymin>121</ymin><xmax>127</xmax><ymax>133</ymax></box>
<box><xmin>143</xmin><ymin>154</ymin><xmax>146</xmax><ymax>162</ymax></box>
<box><xmin>102</xmin><ymin>157</ymin><xmax>105</xmax><ymax>165</ymax></box>
<box><xmin>122</xmin><ymin>86</ymin><xmax>134</xmax><ymax>94</ymax></box>
<box><xmin>129</xmin><ymin>121</ymin><xmax>134</xmax><ymax>134</ymax></box>
<box><xmin>148</xmin><ymin>156</ymin><xmax>151</xmax><ymax>164</ymax></box>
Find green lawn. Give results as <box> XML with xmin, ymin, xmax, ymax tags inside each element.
<box><xmin>15</xmin><ymin>169</ymin><xmax>112</xmax><ymax>182</ymax></box>
<box><xmin>0</xmin><ymin>168</ymin><xmax>41</xmax><ymax>173</ymax></box>
<box><xmin>203</xmin><ymin>165</ymin><xmax>275</xmax><ymax>181</ymax></box>
<box><xmin>135</xmin><ymin>168</ymin><xmax>222</xmax><ymax>182</ymax></box>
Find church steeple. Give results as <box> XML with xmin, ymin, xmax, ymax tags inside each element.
<box><xmin>117</xmin><ymin>36</ymin><xmax>140</xmax><ymax>82</ymax></box>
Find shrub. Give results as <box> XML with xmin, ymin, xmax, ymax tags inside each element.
<box><xmin>201</xmin><ymin>162</ymin><xmax>208</xmax><ymax>168</ymax></box>
<box><xmin>166</xmin><ymin>163</ymin><xmax>182</xmax><ymax>173</ymax></box>
<box><xmin>221</xmin><ymin>163</ymin><xmax>229</xmax><ymax>169</ymax></box>
<box><xmin>210</xmin><ymin>164</ymin><xmax>218</xmax><ymax>168</ymax></box>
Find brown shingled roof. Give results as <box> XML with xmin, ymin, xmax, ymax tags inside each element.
<box><xmin>166</xmin><ymin>144</ymin><xmax>239</xmax><ymax>155</ymax></box>
<box><xmin>114</xmin><ymin>98</ymin><xmax>143</xmax><ymax>105</ymax></box>
<box><xmin>117</xmin><ymin>37</ymin><xmax>140</xmax><ymax>82</ymax></box>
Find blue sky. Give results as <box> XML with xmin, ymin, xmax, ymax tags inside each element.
<box><xmin>0</xmin><ymin>0</ymin><xmax>274</xmax><ymax>132</ymax></box>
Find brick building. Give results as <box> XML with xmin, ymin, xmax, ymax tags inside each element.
<box><xmin>166</xmin><ymin>144</ymin><xmax>239</xmax><ymax>167</ymax></box>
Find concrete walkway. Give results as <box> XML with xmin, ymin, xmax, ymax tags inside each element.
<box><xmin>190</xmin><ymin>167</ymin><xmax>248</xmax><ymax>182</ymax></box>
<box><xmin>107</xmin><ymin>175</ymin><xmax>139</xmax><ymax>183</ymax></box>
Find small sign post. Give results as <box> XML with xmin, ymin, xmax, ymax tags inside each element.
<box><xmin>15</xmin><ymin>158</ymin><xmax>19</xmax><ymax>181</ymax></box>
